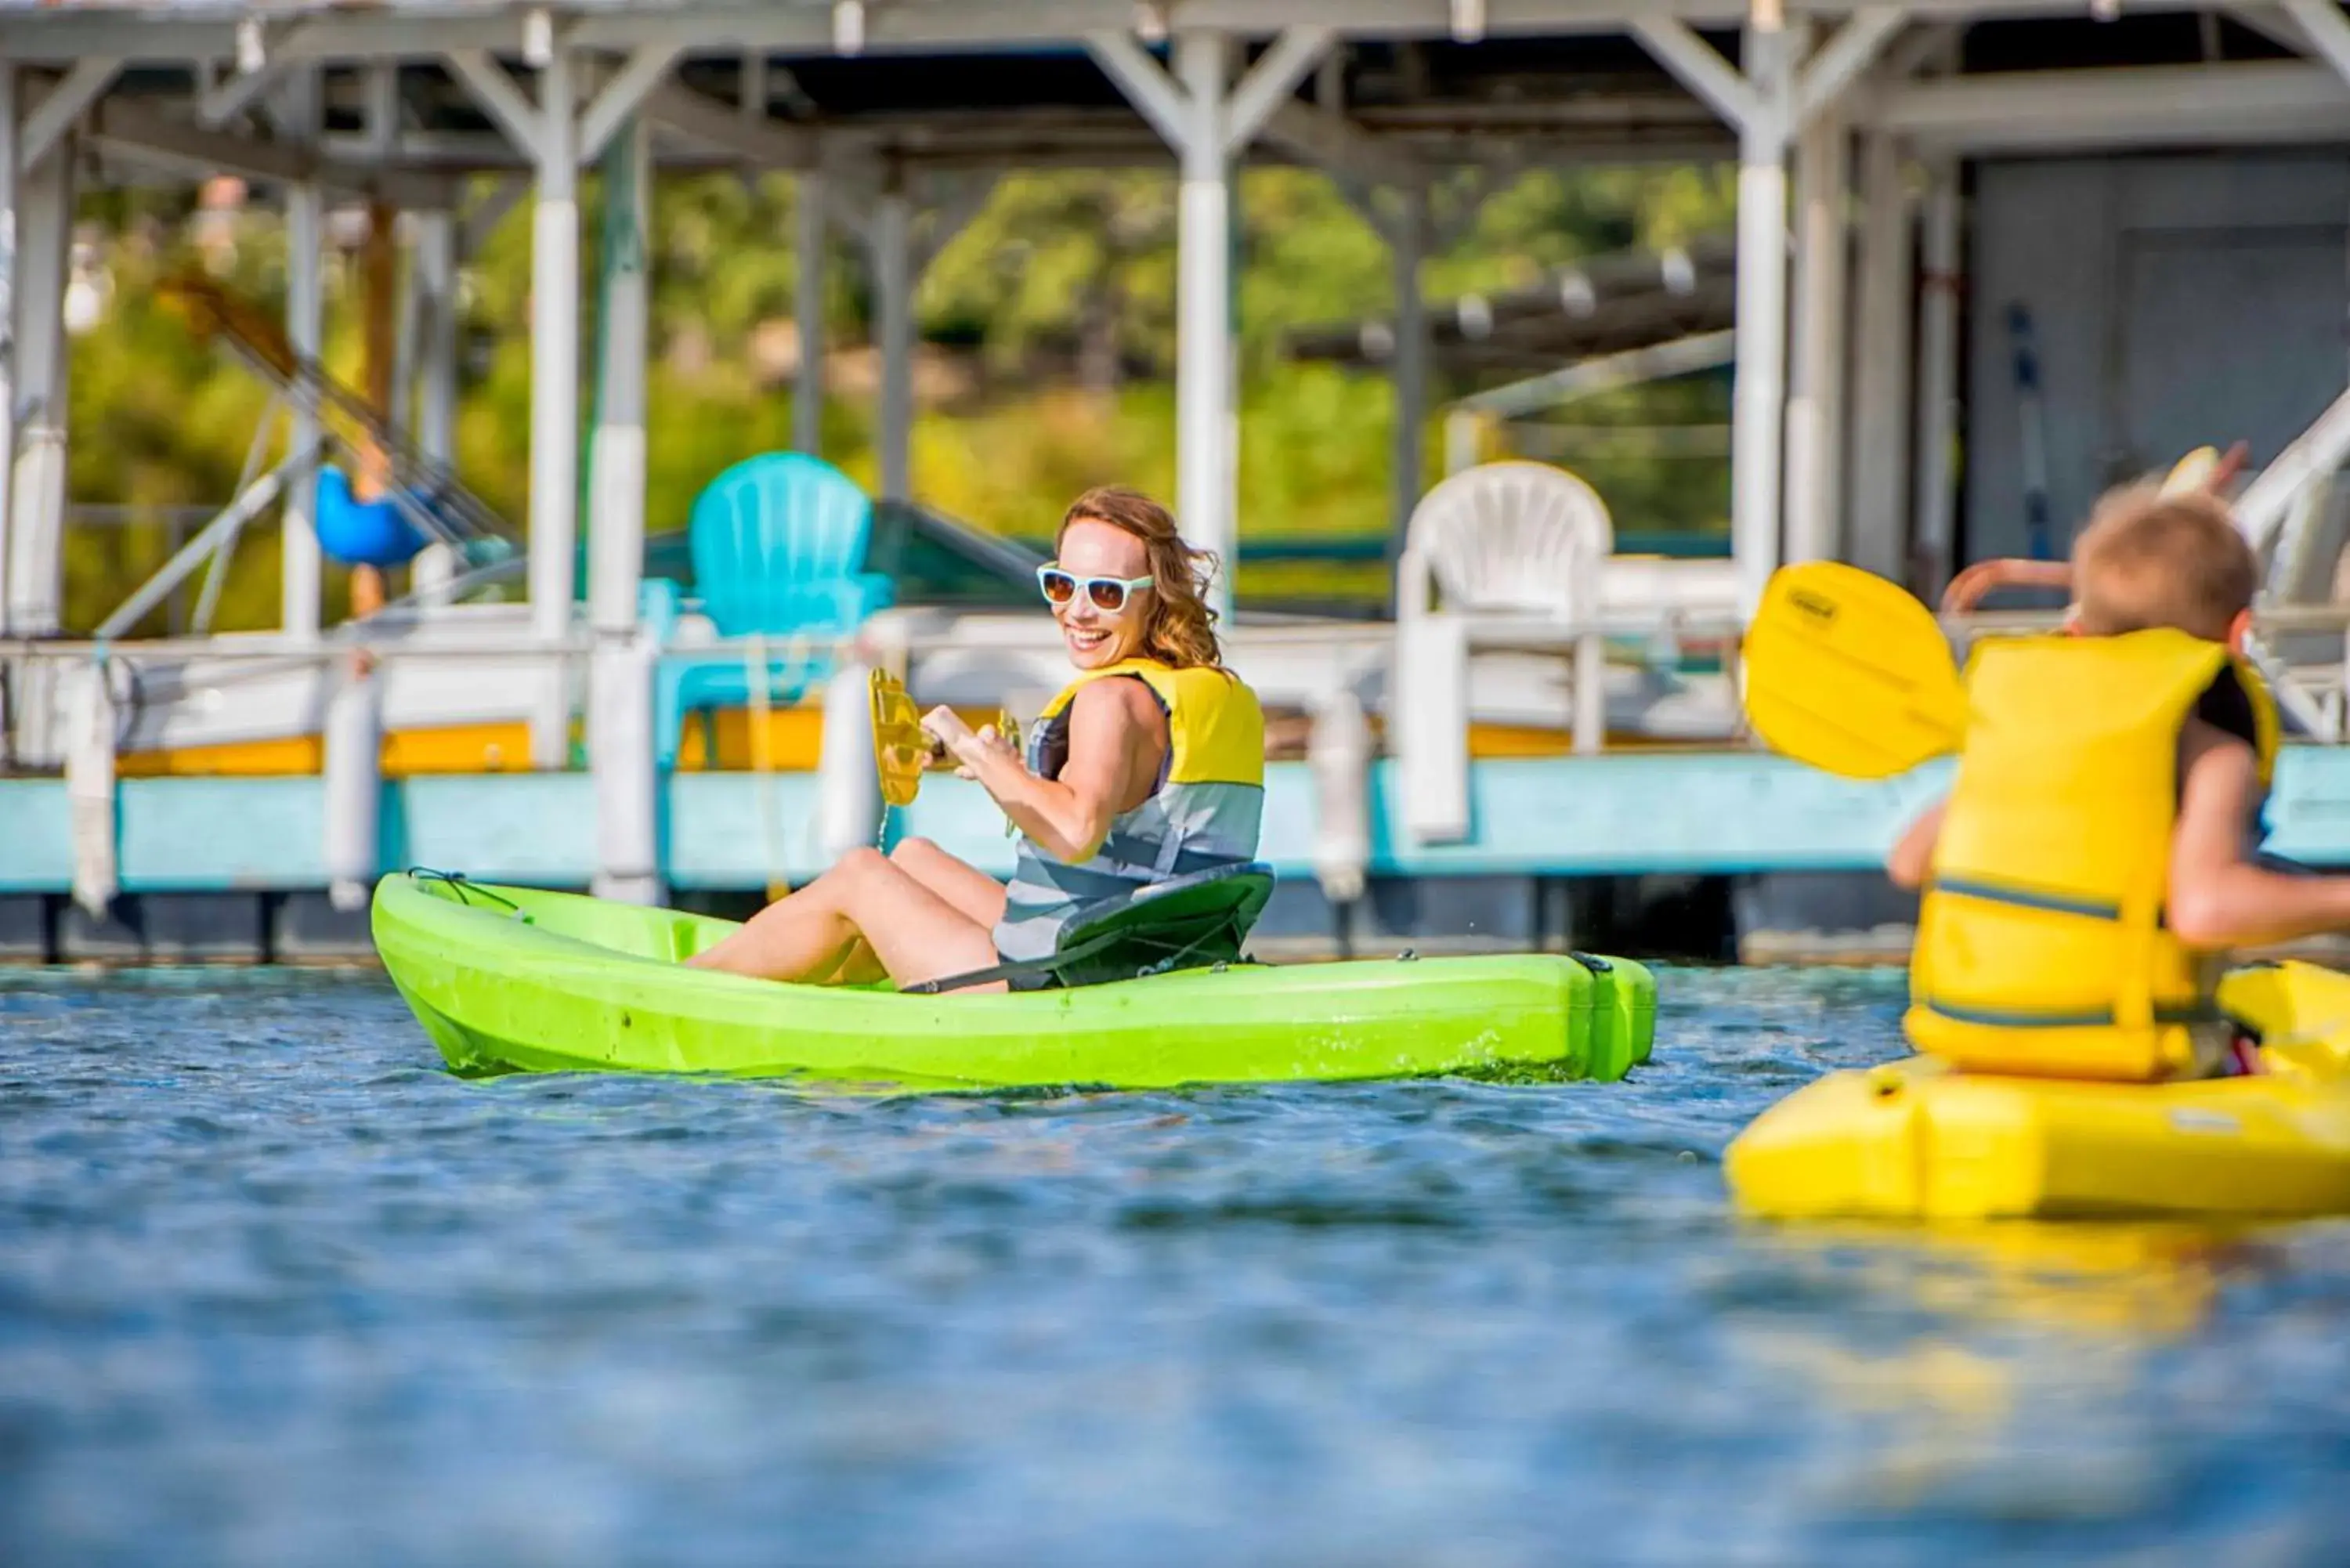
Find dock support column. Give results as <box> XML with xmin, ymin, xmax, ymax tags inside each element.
<box><xmin>526</xmin><ymin>49</ymin><xmax>580</xmax><ymax>768</ymax></box>
<box><xmin>816</xmin><ymin>662</ymin><xmax>881</xmax><ymax>863</ymax></box>
<box><xmin>63</xmin><ymin>660</ymin><xmax>116</xmax><ymax>916</ymax></box>
<box><xmin>7</xmin><ymin>122</ymin><xmax>72</xmax><ymax>640</ymax></box>
<box><xmin>1631</xmin><ymin>9</ymin><xmax>1803</xmax><ymax>617</ymax></box>
<box><xmin>1847</xmin><ymin>130</ymin><xmax>1914</xmax><ymax>581</ymax></box>
<box><xmin>411</xmin><ymin>208</ymin><xmax>458</xmax><ymax>613</ymax></box>
<box><xmin>1174</xmin><ymin>31</ymin><xmax>1236</xmax><ymax>624</ymax></box>
<box><xmin>589</xmin><ymin>114</ymin><xmax>660</xmax><ymax>903</ymax></box>
<box><xmin>1390</xmin><ymin>182</ymin><xmax>1430</xmax><ymax>549</ymax></box>
<box><xmin>1912</xmin><ymin>160</ymin><xmax>1961</xmax><ymax>598</ymax></box>
<box><xmin>1311</xmin><ymin>686</ymin><xmax>1372</xmax><ymax>910</ymax></box>
<box><xmin>414</xmin><ymin>210</ymin><xmax>458</xmax><ymax>468</ymax></box>
<box><xmin>282</xmin><ymin>178</ymin><xmax>323</xmax><ymax>639</ymax></box>
<box><xmin>1089</xmin><ymin>27</ymin><xmax>1239</xmax><ymax>621</ymax></box>
<box><xmin>1729</xmin><ymin>23</ymin><xmax>1793</xmax><ymax>610</ymax></box>
<box><xmin>874</xmin><ymin>178</ymin><xmax>913</xmax><ymax>502</ymax></box>
<box><xmin>1089</xmin><ymin>24</ymin><xmax>1331</xmax><ymax>624</ymax></box>
<box><xmin>794</xmin><ymin>168</ymin><xmax>826</xmax><ymax>457</ymax></box>
<box><xmin>323</xmin><ymin>666</ymin><xmax>384</xmax><ymax>912</ymax></box>
<box><xmin>0</xmin><ymin>67</ymin><xmax>18</xmax><ymax>636</ymax></box>
<box><xmin>1784</xmin><ymin>107</ymin><xmax>1849</xmax><ymax>565</ymax></box>
<box><xmin>280</xmin><ymin>71</ymin><xmax>323</xmax><ymax>643</ymax></box>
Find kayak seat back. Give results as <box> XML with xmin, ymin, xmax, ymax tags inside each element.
<box><xmin>1051</xmin><ymin>861</ymin><xmax>1277</xmax><ymax>988</ymax></box>
<box><xmin>908</xmin><ymin>862</ymin><xmax>1275</xmax><ymax>994</ymax></box>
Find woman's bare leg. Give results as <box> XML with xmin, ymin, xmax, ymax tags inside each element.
<box><xmin>888</xmin><ymin>836</ymin><xmax>1009</xmax><ymax>928</ymax></box>
<box><xmin>685</xmin><ymin>847</ymin><xmax>1000</xmax><ymax>988</ymax></box>
<box><xmin>802</xmin><ymin>840</ymin><xmax>1004</xmax><ymax>985</ymax></box>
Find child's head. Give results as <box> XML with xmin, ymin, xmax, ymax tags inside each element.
<box><xmin>2070</xmin><ymin>482</ymin><xmax>2256</xmax><ymax>646</ymax></box>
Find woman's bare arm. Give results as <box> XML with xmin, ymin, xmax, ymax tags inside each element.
<box><xmin>931</xmin><ymin>679</ymin><xmax>1166</xmax><ymax>863</ymax></box>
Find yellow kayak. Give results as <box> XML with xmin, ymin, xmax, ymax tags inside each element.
<box><xmin>1726</xmin><ymin>961</ymin><xmax>2350</xmax><ymax>1221</ymax></box>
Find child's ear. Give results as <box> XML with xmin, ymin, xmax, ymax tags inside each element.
<box><xmin>2227</xmin><ymin>607</ymin><xmax>2254</xmax><ymax>652</ymax></box>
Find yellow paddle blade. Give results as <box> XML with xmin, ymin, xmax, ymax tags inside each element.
<box><xmin>1741</xmin><ymin>561</ymin><xmax>1967</xmax><ymax>779</ymax></box>
<box><xmin>870</xmin><ymin>670</ymin><xmax>931</xmax><ymax>808</ymax></box>
<box><xmin>869</xmin><ymin>670</ymin><xmax>1022</xmax><ymax>810</ymax></box>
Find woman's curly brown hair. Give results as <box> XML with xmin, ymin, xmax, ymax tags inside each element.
<box><xmin>1057</xmin><ymin>486</ymin><xmax>1226</xmax><ymax>669</ymax></box>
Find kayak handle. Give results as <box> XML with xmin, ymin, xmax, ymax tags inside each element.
<box><xmin>407</xmin><ymin>866</ymin><xmax>524</xmax><ymax>916</ymax></box>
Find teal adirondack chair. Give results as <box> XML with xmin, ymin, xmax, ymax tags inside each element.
<box><xmin>649</xmin><ymin>453</ymin><xmax>895</xmax><ymax>768</ymax></box>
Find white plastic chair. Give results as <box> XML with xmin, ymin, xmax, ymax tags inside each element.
<box><xmin>1400</xmin><ymin>461</ymin><xmax>1614</xmax><ymax>618</ymax></box>
<box><xmin>1394</xmin><ymin>461</ymin><xmax>1614</xmax><ymax>844</ymax></box>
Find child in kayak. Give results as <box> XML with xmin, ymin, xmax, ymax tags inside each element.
<box><xmin>1885</xmin><ymin>479</ymin><xmax>2350</xmax><ymax>1080</ymax></box>
<box><xmin>688</xmin><ymin>486</ymin><xmax>1265</xmax><ymax>992</ymax></box>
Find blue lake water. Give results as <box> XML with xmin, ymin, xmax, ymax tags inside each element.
<box><xmin>5</xmin><ymin>964</ymin><xmax>2350</xmax><ymax>1566</ymax></box>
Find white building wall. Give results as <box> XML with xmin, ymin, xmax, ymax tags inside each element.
<box><xmin>1965</xmin><ymin>151</ymin><xmax>2350</xmax><ymax>564</ymax></box>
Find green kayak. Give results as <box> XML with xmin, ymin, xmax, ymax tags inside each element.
<box><xmin>371</xmin><ymin>873</ymin><xmax>1658</xmax><ymax>1091</ymax></box>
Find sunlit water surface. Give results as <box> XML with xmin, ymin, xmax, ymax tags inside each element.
<box><xmin>5</xmin><ymin>966</ymin><xmax>2349</xmax><ymax>1566</ymax></box>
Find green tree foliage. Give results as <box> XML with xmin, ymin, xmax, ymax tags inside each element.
<box><xmin>58</xmin><ymin>161</ymin><xmax>1732</xmax><ymax>633</ymax></box>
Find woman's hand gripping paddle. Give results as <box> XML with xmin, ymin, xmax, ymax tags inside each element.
<box><xmin>867</xmin><ymin>670</ymin><xmax>1019</xmax><ymax>808</ymax></box>
<box><xmin>1741</xmin><ymin>561</ymin><xmax>1967</xmax><ymax>779</ymax></box>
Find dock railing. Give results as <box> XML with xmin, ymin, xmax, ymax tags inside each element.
<box><xmin>0</xmin><ymin>580</ymin><xmax>1755</xmax><ymax>919</ymax></box>
<box><xmin>11</xmin><ymin>584</ymin><xmax>2350</xmax><ymax>917</ymax></box>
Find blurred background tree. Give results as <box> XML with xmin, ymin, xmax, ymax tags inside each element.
<box><xmin>60</xmin><ymin>160</ymin><xmax>1734</xmax><ymax>631</ymax></box>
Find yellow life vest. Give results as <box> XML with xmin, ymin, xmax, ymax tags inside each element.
<box><xmin>994</xmin><ymin>658</ymin><xmax>1265</xmax><ymax>965</ymax></box>
<box><xmin>1029</xmin><ymin>657</ymin><xmax>1265</xmax><ymax>787</ymax></box>
<box><xmin>1905</xmin><ymin>628</ymin><xmax>2279</xmax><ymax>1081</ymax></box>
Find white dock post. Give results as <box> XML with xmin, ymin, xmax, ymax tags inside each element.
<box><xmin>793</xmin><ymin>168</ymin><xmax>826</xmax><ymax>457</ymax></box>
<box><xmin>323</xmin><ymin>659</ymin><xmax>384</xmax><ymax>912</ymax></box>
<box><xmin>414</xmin><ymin>210</ymin><xmax>458</xmax><ymax>470</ymax></box>
<box><xmin>1174</xmin><ymin>31</ymin><xmax>1236</xmax><ymax>626</ymax></box>
<box><xmin>1310</xmin><ymin>686</ymin><xmax>1371</xmax><ymax>908</ymax></box>
<box><xmin>7</xmin><ymin>117</ymin><xmax>73</xmax><ymax>642</ymax></box>
<box><xmin>1912</xmin><ymin>160</ymin><xmax>1961</xmax><ymax>598</ymax></box>
<box><xmin>816</xmin><ymin>661</ymin><xmax>880</xmax><ymax>863</ymax></box>
<box><xmin>1848</xmin><ymin>130</ymin><xmax>1915</xmax><ymax>582</ymax></box>
<box><xmin>0</xmin><ymin>65</ymin><xmax>18</xmax><ymax>636</ymax></box>
<box><xmin>1730</xmin><ymin>19</ymin><xmax>1793</xmax><ymax>611</ymax></box>
<box><xmin>1394</xmin><ymin>609</ymin><xmax>1470</xmax><ymax>844</ymax></box>
<box><xmin>5</xmin><ymin>113</ymin><xmax>70</xmax><ymax>767</ymax></box>
<box><xmin>527</xmin><ymin>45</ymin><xmax>580</xmax><ymax>641</ymax></box>
<box><xmin>874</xmin><ymin>177</ymin><xmax>913</xmax><ymax>501</ymax></box>
<box><xmin>591</xmin><ymin>631</ymin><xmax>662</xmax><ymax>898</ymax></box>
<box><xmin>1571</xmin><ymin>628</ymin><xmax>1607</xmax><ymax>755</ymax></box>
<box><xmin>63</xmin><ymin>659</ymin><xmax>116</xmax><ymax>916</ymax></box>
<box><xmin>588</xmin><ymin>114</ymin><xmax>651</xmax><ymax>641</ymax></box>
<box><xmin>1778</xmin><ymin>5</ymin><xmax>1904</xmax><ymax>563</ymax></box>
<box><xmin>1784</xmin><ymin>108</ymin><xmax>1849</xmax><ymax>565</ymax></box>
<box><xmin>527</xmin><ymin>47</ymin><xmax>580</xmax><ymax>768</ymax></box>
<box><xmin>1090</xmin><ymin>24</ymin><xmax>1331</xmax><ymax>623</ymax></box>
<box><xmin>1631</xmin><ymin>7</ymin><xmax>1797</xmax><ymax>617</ymax></box>
<box><xmin>1390</xmin><ymin>182</ymin><xmax>1430</xmax><ymax>548</ymax></box>
<box><xmin>590</xmin><ymin>113</ymin><xmax>661</xmax><ymax>903</ymax></box>
<box><xmin>280</xmin><ymin>70</ymin><xmax>324</xmax><ymax>644</ymax></box>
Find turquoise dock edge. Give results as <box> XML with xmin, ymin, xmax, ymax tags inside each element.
<box><xmin>7</xmin><ymin>746</ymin><xmax>2350</xmax><ymax>894</ymax></box>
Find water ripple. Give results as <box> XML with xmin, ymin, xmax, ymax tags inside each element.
<box><xmin>2</xmin><ymin>963</ymin><xmax>2348</xmax><ymax>1566</ymax></box>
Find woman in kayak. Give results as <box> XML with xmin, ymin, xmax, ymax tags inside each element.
<box><xmin>687</xmin><ymin>486</ymin><xmax>1265</xmax><ymax>991</ymax></box>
